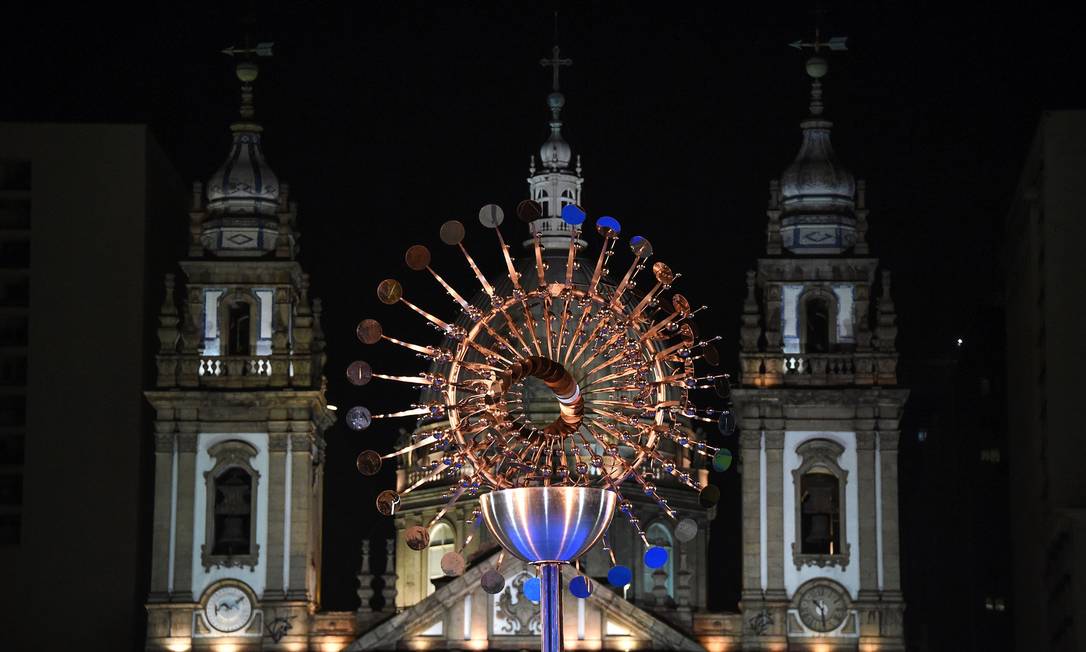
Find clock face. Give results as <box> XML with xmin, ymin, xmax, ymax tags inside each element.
<box><xmin>797</xmin><ymin>583</ymin><xmax>848</xmax><ymax>633</ymax></box>
<box><xmin>204</xmin><ymin>585</ymin><xmax>253</xmax><ymax>633</ymax></box>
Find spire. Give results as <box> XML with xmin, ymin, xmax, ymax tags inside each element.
<box><xmin>776</xmin><ymin>27</ymin><xmax>857</xmax><ymax>255</ymax></box>
<box><xmin>200</xmin><ymin>36</ymin><xmax>286</xmax><ymax>256</ymax></box>
<box><xmin>538</xmin><ymin>45</ymin><xmax>573</xmax><ymax>171</ymax></box>
<box><xmin>525</xmin><ymin>35</ymin><xmax>585</xmax><ymax>251</ymax></box>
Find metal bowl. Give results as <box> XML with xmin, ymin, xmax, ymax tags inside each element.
<box><xmin>479</xmin><ymin>486</ymin><xmax>618</xmax><ymax>564</ymax></box>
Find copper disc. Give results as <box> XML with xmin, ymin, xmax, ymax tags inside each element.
<box><xmin>404</xmin><ymin>525</ymin><xmax>431</xmax><ymax>551</ymax></box>
<box><xmin>671</xmin><ymin>294</ymin><xmax>691</xmax><ymax>316</ymax></box>
<box><xmin>679</xmin><ymin>323</ymin><xmax>696</xmax><ymax>346</ymax></box>
<box><xmin>699</xmin><ymin>484</ymin><xmax>720</xmax><ymax>508</ymax></box>
<box><xmin>356</xmin><ymin>449</ymin><xmax>382</xmax><ymax>475</ymax></box>
<box><xmin>653</xmin><ymin>261</ymin><xmax>675</xmax><ymax>284</ymax></box>
<box><xmin>516</xmin><ymin>199</ymin><xmax>543</xmax><ymax>223</ymax></box>
<box><xmin>405</xmin><ymin>245</ymin><xmax>431</xmax><ymax>271</ymax></box>
<box><xmin>439</xmin><ymin>220</ymin><xmax>465</xmax><ymax>245</ymax></box>
<box><xmin>356</xmin><ymin>319</ymin><xmax>383</xmax><ymax>344</ymax></box>
<box><xmin>377</xmin><ymin>279</ymin><xmax>403</xmax><ymax>304</ymax></box>
<box><xmin>481</xmin><ymin>569</ymin><xmax>506</xmax><ymax>594</ymax></box>
<box><xmin>714</xmin><ymin>376</ymin><xmax>731</xmax><ymax>399</ymax></box>
<box><xmin>375</xmin><ymin>489</ymin><xmax>400</xmax><ymax>516</ymax></box>
<box><xmin>441</xmin><ymin>551</ymin><xmax>466</xmax><ymax>576</ymax></box>
<box><xmin>346</xmin><ymin>360</ymin><xmax>373</xmax><ymax>386</ymax></box>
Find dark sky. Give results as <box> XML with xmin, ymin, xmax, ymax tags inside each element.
<box><xmin>6</xmin><ymin>2</ymin><xmax>1083</xmax><ymax>611</ymax></box>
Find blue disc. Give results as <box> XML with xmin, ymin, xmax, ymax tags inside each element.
<box><xmin>523</xmin><ymin>577</ymin><xmax>541</xmax><ymax>602</ymax></box>
<box><xmin>596</xmin><ymin>215</ymin><xmax>621</xmax><ymax>234</ymax></box>
<box><xmin>607</xmin><ymin>565</ymin><xmax>633</xmax><ymax>587</ymax></box>
<box><xmin>561</xmin><ymin>204</ymin><xmax>586</xmax><ymax>225</ymax></box>
<box><xmin>569</xmin><ymin>575</ymin><xmax>593</xmax><ymax>599</ymax></box>
<box><xmin>712</xmin><ymin>448</ymin><xmax>734</xmax><ymax>472</ymax></box>
<box><xmin>644</xmin><ymin>546</ymin><xmax>669</xmax><ymax>569</ymax></box>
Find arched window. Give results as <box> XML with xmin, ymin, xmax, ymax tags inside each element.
<box><xmin>799</xmin><ymin>470</ymin><xmax>840</xmax><ymax>554</ymax></box>
<box><xmin>804</xmin><ymin>296</ymin><xmax>831</xmax><ymax>353</ymax></box>
<box><xmin>226</xmin><ymin>302</ymin><xmax>252</xmax><ymax>355</ymax></box>
<box><xmin>643</xmin><ymin>522</ymin><xmax>674</xmax><ymax>599</ymax></box>
<box><xmin>427</xmin><ymin>522</ymin><xmax>455</xmax><ymax>595</ymax></box>
<box><xmin>201</xmin><ymin>440</ymin><xmax>260</xmax><ymax>571</ymax></box>
<box><xmin>212</xmin><ymin>467</ymin><xmax>253</xmax><ymax>555</ymax></box>
<box><xmin>560</xmin><ymin>189</ymin><xmax>575</xmax><ymax>208</ymax></box>
<box><xmin>791</xmin><ymin>438</ymin><xmax>850</xmax><ymax>569</ymax></box>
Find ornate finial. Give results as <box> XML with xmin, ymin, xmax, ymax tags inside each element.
<box><xmin>788</xmin><ymin>12</ymin><xmax>846</xmax><ymax>117</ymax></box>
<box><xmin>221</xmin><ymin>40</ymin><xmax>273</xmax><ymax>123</ymax></box>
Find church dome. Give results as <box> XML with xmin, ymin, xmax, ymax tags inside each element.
<box><xmin>779</xmin><ymin>118</ymin><xmax>855</xmax><ymax>215</ymax></box>
<box><xmin>206</xmin><ymin>127</ymin><xmax>280</xmax><ymax>217</ymax></box>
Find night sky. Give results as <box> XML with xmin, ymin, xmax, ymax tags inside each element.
<box><xmin>5</xmin><ymin>2</ymin><xmax>1084</xmax><ymax>614</ymax></box>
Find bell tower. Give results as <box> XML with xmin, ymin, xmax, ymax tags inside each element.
<box><xmin>143</xmin><ymin>42</ymin><xmax>334</xmax><ymax>651</ymax></box>
<box><xmin>731</xmin><ymin>36</ymin><xmax>909</xmax><ymax>651</ymax></box>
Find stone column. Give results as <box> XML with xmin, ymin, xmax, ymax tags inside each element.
<box><xmin>265</xmin><ymin>429</ymin><xmax>289</xmax><ymax>597</ymax></box>
<box><xmin>174</xmin><ymin>430</ymin><xmax>198</xmax><ymax>596</ymax></box>
<box><xmin>738</xmin><ymin>429</ymin><xmax>763</xmax><ymax>601</ymax></box>
<box><xmin>287</xmin><ymin>430</ymin><xmax>313</xmax><ymax>599</ymax></box>
<box><xmin>855</xmin><ymin>430</ymin><xmax>879</xmax><ymax>599</ymax></box>
<box><xmin>764</xmin><ymin>429</ymin><xmax>787</xmax><ymax>599</ymax></box>
<box><xmin>148</xmin><ymin>427</ymin><xmax>175</xmax><ymax>598</ymax></box>
<box><xmin>879</xmin><ymin>430</ymin><xmax>902</xmax><ymax>594</ymax></box>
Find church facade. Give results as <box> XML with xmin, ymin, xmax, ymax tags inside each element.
<box><xmin>141</xmin><ymin>42</ymin><xmax>905</xmax><ymax>652</ymax></box>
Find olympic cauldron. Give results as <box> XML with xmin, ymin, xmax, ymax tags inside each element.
<box><xmin>347</xmin><ymin>203</ymin><xmax>733</xmax><ymax>652</ymax></box>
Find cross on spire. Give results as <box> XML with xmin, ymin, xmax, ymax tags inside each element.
<box><xmin>540</xmin><ymin>45</ymin><xmax>573</xmax><ymax>92</ymax></box>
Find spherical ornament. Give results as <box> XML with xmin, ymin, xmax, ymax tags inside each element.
<box><xmin>607</xmin><ymin>565</ymin><xmax>633</xmax><ymax>587</ymax></box>
<box><xmin>644</xmin><ymin>546</ymin><xmax>669</xmax><ymax>569</ymax></box>
<box><xmin>376</xmin><ymin>279</ymin><xmax>403</xmax><ymax>305</ymax></box>
<box><xmin>375</xmin><ymin>489</ymin><xmax>400</xmax><ymax>516</ymax></box>
<box><xmin>405</xmin><ymin>245</ymin><xmax>432</xmax><ymax>271</ymax></box>
<box><xmin>346</xmin><ymin>406</ymin><xmax>373</xmax><ymax>431</ymax></box>
<box><xmin>806</xmin><ymin>55</ymin><xmax>828</xmax><ymax>79</ymax></box>
<box><xmin>356</xmin><ymin>319</ymin><xmax>383</xmax><ymax>344</ymax></box>
<box><xmin>440</xmin><ymin>551</ymin><xmax>466</xmax><ymax>577</ymax></box>
<box><xmin>404</xmin><ymin>525</ymin><xmax>431</xmax><ymax>551</ymax></box>
<box><xmin>675</xmin><ymin>518</ymin><xmax>698</xmax><ymax>543</ymax></box>
<box><xmin>699</xmin><ymin>484</ymin><xmax>721</xmax><ymax>508</ymax></box>
<box><xmin>481</xmin><ymin>569</ymin><xmax>506</xmax><ymax>594</ymax></box>
<box><xmin>712</xmin><ymin>448</ymin><xmax>734</xmax><ymax>472</ymax></box>
<box><xmin>355</xmin><ymin>450</ymin><xmax>382</xmax><ymax>476</ymax></box>
<box><xmin>346</xmin><ymin>361</ymin><xmax>373</xmax><ymax>386</ymax></box>
<box><xmin>717</xmin><ymin>410</ymin><xmax>736</xmax><ymax>436</ymax></box>
<box><xmin>569</xmin><ymin>575</ymin><xmax>593</xmax><ymax>599</ymax></box>
<box><xmin>523</xmin><ymin>577</ymin><xmax>541</xmax><ymax>603</ymax></box>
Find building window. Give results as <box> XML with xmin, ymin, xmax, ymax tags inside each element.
<box><xmin>226</xmin><ymin>302</ymin><xmax>252</xmax><ymax>355</ymax></box>
<box><xmin>791</xmin><ymin>438</ymin><xmax>850</xmax><ymax>569</ymax></box>
<box><xmin>427</xmin><ymin>521</ymin><xmax>455</xmax><ymax>595</ymax></box>
<box><xmin>201</xmin><ymin>440</ymin><xmax>260</xmax><ymax>570</ymax></box>
<box><xmin>799</xmin><ymin>471</ymin><xmax>841</xmax><ymax>555</ymax></box>
<box><xmin>211</xmin><ymin>467</ymin><xmax>253</xmax><ymax>555</ymax></box>
<box><xmin>803</xmin><ymin>296</ymin><xmax>832</xmax><ymax>353</ymax></box>
<box><xmin>643</xmin><ymin>522</ymin><xmax>674</xmax><ymax>599</ymax></box>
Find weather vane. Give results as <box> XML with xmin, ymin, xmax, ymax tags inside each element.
<box><xmin>347</xmin><ymin>200</ymin><xmax>733</xmax><ymax>650</ymax></box>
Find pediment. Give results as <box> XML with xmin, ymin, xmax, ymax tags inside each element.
<box><xmin>349</xmin><ymin>549</ymin><xmax>703</xmax><ymax>651</ymax></box>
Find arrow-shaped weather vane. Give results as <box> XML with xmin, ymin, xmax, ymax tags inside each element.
<box><xmin>221</xmin><ymin>42</ymin><xmax>275</xmax><ymax>58</ymax></box>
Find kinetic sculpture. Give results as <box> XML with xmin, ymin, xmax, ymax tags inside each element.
<box><xmin>348</xmin><ymin>202</ymin><xmax>734</xmax><ymax>651</ymax></box>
